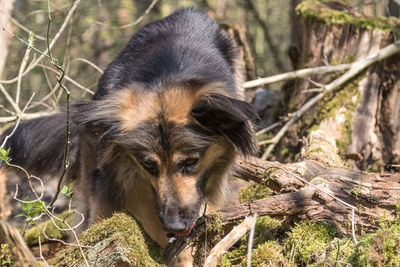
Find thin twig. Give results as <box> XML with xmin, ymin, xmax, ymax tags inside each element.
<box><xmin>72</xmin><ymin>57</ymin><xmax>103</xmax><ymax>74</ymax></box>
<box><xmin>37</xmin><ymin>226</ymin><xmax>50</xmax><ymax>267</ymax></box>
<box><xmin>0</xmin><ymin>0</ymin><xmax>82</xmax><ymax>85</ymax></box>
<box><xmin>0</xmin><ymin>84</ymin><xmax>21</xmax><ymax>114</ymax></box>
<box><xmin>0</xmin><ymin>118</ymin><xmax>20</xmax><ymax>148</ymax></box>
<box><xmin>37</xmin><ymin>64</ymin><xmax>94</xmax><ymax>95</ymax></box>
<box><xmin>204</xmin><ymin>215</ymin><xmax>258</xmax><ymax>267</ymax></box>
<box><xmin>16</xmin><ymin>33</ymin><xmax>34</xmax><ymax>106</ymax></box>
<box><xmin>276</xmin><ymin>167</ymin><xmax>358</xmax><ymax>244</ymax></box>
<box><xmin>244</xmin><ymin>64</ymin><xmax>351</xmax><ymax>89</ymax></box>
<box><xmin>0</xmin><ymin>111</ymin><xmax>57</xmax><ymax>123</ymax></box>
<box><xmin>13</xmin><ymin>174</ymin><xmax>45</xmax><ymax>204</ymax></box>
<box><xmin>95</xmin><ymin>0</ymin><xmax>158</xmax><ymax>29</ymax></box>
<box><xmin>256</xmin><ymin>122</ymin><xmax>282</xmax><ymax>137</ymax></box>
<box><xmin>9</xmin><ymin>16</ymin><xmax>46</xmax><ymax>41</ymax></box>
<box><xmin>0</xmin><ymin>92</ymin><xmax>35</xmax><ymax>147</ymax></box>
<box><xmin>261</xmin><ymin>41</ymin><xmax>400</xmax><ymax>160</ymax></box>
<box><xmin>42</xmin><ymin>222</ymin><xmax>91</xmax><ymax>248</ymax></box>
<box><xmin>45</xmin><ymin>210</ymin><xmax>90</xmax><ymax>265</ymax></box>
<box><xmin>246</xmin><ymin>213</ymin><xmax>257</xmax><ymax>267</ymax></box>
<box><xmin>45</xmin><ymin>0</ymin><xmax>72</xmax><ymax>208</ymax></box>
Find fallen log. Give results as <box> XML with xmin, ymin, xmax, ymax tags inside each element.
<box><xmin>0</xmin><ymin>220</ymin><xmax>37</xmax><ymax>266</ymax></box>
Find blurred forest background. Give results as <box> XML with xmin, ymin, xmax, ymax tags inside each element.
<box><xmin>1</xmin><ymin>0</ymin><xmax>398</xmax><ymax>115</ymax></box>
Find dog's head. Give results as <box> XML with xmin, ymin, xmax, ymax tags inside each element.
<box><xmin>73</xmin><ymin>81</ymin><xmax>257</xmax><ymax>235</ymax></box>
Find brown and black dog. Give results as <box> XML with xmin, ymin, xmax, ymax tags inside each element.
<box><xmin>1</xmin><ymin>7</ymin><xmax>257</xmax><ymax>265</ymax></box>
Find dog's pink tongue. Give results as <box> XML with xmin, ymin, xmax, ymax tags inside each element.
<box><xmin>174</xmin><ymin>222</ymin><xmax>195</xmax><ymax>237</ymax></box>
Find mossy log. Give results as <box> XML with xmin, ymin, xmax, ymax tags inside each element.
<box><xmin>279</xmin><ymin>0</ymin><xmax>400</xmax><ymax>170</ymax></box>
<box><xmin>49</xmin><ymin>212</ymin><xmax>165</xmax><ymax>267</ymax></box>
<box><xmin>228</xmin><ymin>130</ymin><xmax>400</xmax><ymax>233</ymax></box>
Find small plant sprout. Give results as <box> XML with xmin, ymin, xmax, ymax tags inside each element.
<box><xmin>0</xmin><ymin>147</ymin><xmax>10</xmax><ymax>164</ymax></box>
<box><xmin>15</xmin><ymin>198</ymin><xmax>49</xmax><ymax>223</ymax></box>
<box><xmin>60</xmin><ymin>183</ymin><xmax>74</xmax><ymax>199</ymax></box>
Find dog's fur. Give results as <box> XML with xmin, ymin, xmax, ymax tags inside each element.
<box><xmin>1</xmin><ymin>7</ymin><xmax>257</xmax><ymax>264</ymax></box>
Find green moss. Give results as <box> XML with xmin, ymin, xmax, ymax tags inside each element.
<box><xmin>305</xmin><ymin>147</ymin><xmax>324</xmax><ymax>157</ymax></box>
<box><xmin>218</xmin><ymin>216</ymin><xmax>282</xmax><ymax>266</ymax></box>
<box><xmin>327</xmin><ymin>238</ymin><xmax>355</xmax><ymax>266</ymax></box>
<box><xmin>296</xmin><ymin>0</ymin><xmax>400</xmax><ymax>32</ymax></box>
<box><xmin>279</xmin><ymin>147</ymin><xmax>290</xmax><ymax>158</ymax></box>
<box><xmin>349</xmin><ymin>220</ymin><xmax>400</xmax><ymax>266</ymax></box>
<box><xmin>309</xmin><ymin>74</ymin><xmax>363</xmax><ymax>155</ymax></box>
<box><xmin>366</xmin><ymin>159</ymin><xmax>385</xmax><ymax>173</ymax></box>
<box><xmin>244</xmin><ymin>241</ymin><xmax>293</xmax><ymax>267</ymax></box>
<box><xmin>24</xmin><ymin>210</ymin><xmax>74</xmax><ymax>247</ymax></box>
<box><xmin>0</xmin><ymin>244</ymin><xmax>14</xmax><ymax>266</ymax></box>
<box><xmin>193</xmin><ymin>213</ymin><xmax>225</xmax><ymax>265</ymax></box>
<box><xmin>253</xmin><ymin>216</ymin><xmax>282</xmax><ymax>245</ymax></box>
<box><xmin>48</xmin><ymin>212</ymin><xmax>164</xmax><ymax>266</ymax></box>
<box><xmin>206</xmin><ymin>213</ymin><xmax>224</xmax><ymax>234</ymax></box>
<box><xmin>284</xmin><ymin>221</ymin><xmax>336</xmax><ymax>265</ymax></box>
<box><xmin>239</xmin><ymin>184</ymin><xmax>270</xmax><ymax>203</ymax></box>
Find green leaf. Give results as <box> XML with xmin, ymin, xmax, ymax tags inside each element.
<box><xmin>27</xmin><ymin>208</ymin><xmax>42</xmax><ymax>217</ymax></box>
<box><xmin>0</xmin><ymin>147</ymin><xmax>10</xmax><ymax>163</ymax></box>
<box><xmin>68</xmin><ymin>183</ymin><xmax>74</xmax><ymax>192</ymax></box>
<box><xmin>15</xmin><ymin>213</ymin><xmax>27</xmax><ymax>218</ymax></box>
<box><xmin>60</xmin><ymin>185</ymin><xmax>69</xmax><ymax>194</ymax></box>
<box><xmin>35</xmin><ymin>201</ymin><xmax>44</xmax><ymax>208</ymax></box>
<box><xmin>22</xmin><ymin>200</ymin><xmax>33</xmax><ymax>212</ymax></box>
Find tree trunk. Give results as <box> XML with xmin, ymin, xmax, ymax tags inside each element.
<box><xmin>0</xmin><ymin>169</ymin><xmax>9</xmax><ymax>219</ymax></box>
<box><xmin>278</xmin><ymin>0</ymin><xmax>400</xmax><ymax>171</ymax></box>
<box><xmin>0</xmin><ymin>0</ymin><xmax>15</xmax><ymax>78</ymax></box>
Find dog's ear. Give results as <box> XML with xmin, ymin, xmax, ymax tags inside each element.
<box><xmin>190</xmin><ymin>94</ymin><xmax>258</xmax><ymax>156</ymax></box>
<box><xmin>71</xmin><ymin>100</ymin><xmax>117</xmax><ymax>138</ymax></box>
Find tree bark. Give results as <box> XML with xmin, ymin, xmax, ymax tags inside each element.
<box><xmin>230</xmin><ymin>157</ymin><xmax>400</xmax><ymax>233</ymax></box>
<box><xmin>0</xmin><ymin>220</ymin><xmax>37</xmax><ymax>266</ymax></box>
<box><xmin>276</xmin><ymin>0</ymin><xmax>400</xmax><ymax>171</ymax></box>
<box><xmin>0</xmin><ymin>169</ymin><xmax>9</xmax><ymax>219</ymax></box>
<box><xmin>0</xmin><ymin>0</ymin><xmax>15</xmax><ymax>78</ymax></box>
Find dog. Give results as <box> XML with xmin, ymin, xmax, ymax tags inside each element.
<box><xmin>1</xmin><ymin>7</ymin><xmax>257</xmax><ymax>265</ymax></box>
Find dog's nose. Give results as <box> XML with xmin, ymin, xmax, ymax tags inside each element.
<box><xmin>158</xmin><ymin>207</ymin><xmax>194</xmax><ymax>233</ymax></box>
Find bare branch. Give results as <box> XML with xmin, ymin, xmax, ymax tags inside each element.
<box><xmin>42</xmin><ymin>223</ymin><xmax>91</xmax><ymax>248</ymax></box>
<box><xmin>37</xmin><ymin>64</ymin><xmax>94</xmax><ymax>95</ymax></box>
<box><xmin>72</xmin><ymin>57</ymin><xmax>103</xmax><ymax>74</ymax></box>
<box><xmin>0</xmin><ymin>0</ymin><xmax>82</xmax><ymax>85</ymax></box>
<box><xmin>244</xmin><ymin>64</ymin><xmax>351</xmax><ymax>89</ymax></box>
<box><xmin>0</xmin><ymin>84</ymin><xmax>21</xmax><ymax>114</ymax></box>
<box><xmin>246</xmin><ymin>213</ymin><xmax>257</xmax><ymax>267</ymax></box>
<box><xmin>261</xmin><ymin>41</ymin><xmax>400</xmax><ymax>159</ymax></box>
<box><xmin>16</xmin><ymin>33</ymin><xmax>33</xmax><ymax>106</ymax></box>
<box><xmin>95</xmin><ymin>0</ymin><xmax>158</xmax><ymax>29</ymax></box>
<box><xmin>0</xmin><ymin>110</ymin><xmax>57</xmax><ymax>123</ymax></box>
<box><xmin>204</xmin><ymin>215</ymin><xmax>258</xmax><ymax>267</ymax></box>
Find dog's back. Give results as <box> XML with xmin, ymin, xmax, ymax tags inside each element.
<box><xmin>96</xmin><ymin>7</ymin><xmax>243</xmax><ymax>100</ymax></box>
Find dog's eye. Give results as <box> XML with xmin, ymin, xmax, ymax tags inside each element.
<box><xmin>141</xmin><ymin>161</ymin><xmax>158</xmax><ymax>176</ymax></box>
<box><xmin>180</xmin><ymin>158</ymin><xmax>199</xmax><ymax>174</ymax></box>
